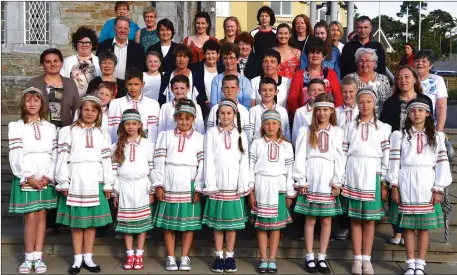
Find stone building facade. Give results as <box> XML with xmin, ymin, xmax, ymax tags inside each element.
<box><xmin>1</xmin><ymin>1</ymin><xmax>215</xmax><ymax>115</ymax></box>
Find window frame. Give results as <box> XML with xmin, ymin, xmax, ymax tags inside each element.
<box><xmin>271</xmin><ymin>1</ymin><xmax>292</xmax><ymax>17</ymax></box>
<box><xmin>215</xmin><ymin>2</ymin><xmax>231</xmax><ymax>17</ymax></box>
<box><xmin>24</xmin><ymin>1</ymin><xmax>51</xmax><ymax>45</ymax></box>
<box><xmin>1</xmin><ymin>2</ymin><xmax>6</xmax><ymax>44</ymax></box>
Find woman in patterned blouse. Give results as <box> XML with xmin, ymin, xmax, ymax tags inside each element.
<box><xmin>135</xmin><ymin>7</ymin><xmax>160</xmax><ymax>54</ymax></box>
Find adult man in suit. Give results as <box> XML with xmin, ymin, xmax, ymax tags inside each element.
<box><xmin>96</xmin><ymin>16</ymin><xmax>145</xmax><ymax>80</ymax></box>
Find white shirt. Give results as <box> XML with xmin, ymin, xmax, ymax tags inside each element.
<box><xmin>204</xmin><ymin>65</ymin><xmax>218</xmax><ymax>100</ymax></box>
<box><xmin>386</xmin><ymin>129</ymin><xmax>451</xmax><ymax>213</ymax></box>
<box><xmin>158</xmin><ymin>100</ymin><xmax>206</xmax><ymax>134</ymax></box>
<box><xmin>207</xmin><ymin>102</ymin><xmax>250</xmax><ymax>132</ymax></box>
<box><xmin>108</xmin><ymin>93</ymin><xmax>160</xmax><ymax>144</ymax></box>
<box><xmin>162</xmin><ymin>71</ymin><xmax>197</xmax><ymax>103</ymax></box>
<box><xmin>113</xmin><ymin>37</ymin><xmax>128</xmax><ymax>80</ymax></box>
<box><xmin>336</xmin><ymin>42</ymin><xmax>345</xmax><ymax>54</ymax></box>
<box><xmin>250</xmin><ymin>76</ymin><xmax>291</xmax><ymax>108</ymax></box>
<box><xmin>292</xmin><ymin>103</ymin><xmax>313</xmax><ymax>146</ymax></box>
<box><xmin>142</xmin><ymin>72</ymin><xmax>162</xmax><ymax>101</ymax></box>
<box><xmin>421</xmin><ymin>74</ymin><xmax>448</xmax><ymax>117</ymax></box>
<box><xmin>246</xmin><ymin>103</ymin><xmax>290</xmax><ymax>143</ymax></box>
<box><xmin>161</xmin><ymin>45</ymin><xmax>171</xmax><ymax>57</ymax></box>
<box><xmin>335</xmin><ymin>103</ymin><xmax>359</xmax><ymax>128</ymax></box>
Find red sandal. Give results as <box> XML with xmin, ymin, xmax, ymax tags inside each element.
<box><xmin>123</xmin><ymin>255</ymin><xmax>135</xmax><ymax>270</ymax></box>
<box><xmin>134</xmin><ymin>255</ymin><xmax>144</xmax><ymax>270</ymax></box>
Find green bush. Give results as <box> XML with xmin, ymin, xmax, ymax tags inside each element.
<box><xmin>448</xmin><ymin>88</ymin><xmax>457</xmax><ymax>101</ymax></box>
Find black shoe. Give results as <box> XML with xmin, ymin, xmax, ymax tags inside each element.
<box><xmin>82</xmin><ymin>262</ymin><xmax>101</xmax><ymax>273</ymax></box>
<box><xmin>68</xmin><ymin>266</ymin><xmax>81</xmax><ymax>275</ymax></box>
<box><xmin>224</xmin><ymin>257</ymin><xmax>237</xmax><ymax>273</ymax></box>
<box><xmin>305</xmin><ymin>260</ymin><xmax>317</xmax><ymax>273</ymax></box>
<box><xmin>317</xmin><ymin>260</ymin><xmax>331</xmax><ymax>274</ymax></box>
<box><xmin>211</xmin><ymin>256</ymin><xmax>224</xmax><ymax>273</ymax></box>
<box><xmin>257</xmin><ymin>260</ymin><xmax>268</xmax><ymax>273</ymax></box>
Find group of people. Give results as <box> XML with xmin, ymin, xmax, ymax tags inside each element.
<box><xmin>8</xmin><ymin>2</ymin><xmax>452</xmax><ymax>275</ymax></box>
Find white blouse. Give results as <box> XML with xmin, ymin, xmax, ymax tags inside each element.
<box><xmin>142</xmin><ymin>72</ymin><xmax>162</xmax><ymax>101</ymax></box>
<box><xmin>250</xmin><ymin>76</ymin><xmax>291</xmax><ymax>108</ymax></box>
<box><xmin>335</xmin><ymin>103</ymin><xmax>359</xmax><ymax>129</ymax></box>
<box><xmin>246</xmin><ymin>103</ymin><xmax>290</xmax><ymax>143</ymax></box>
<box><xmin>292</xmin><ymin>103</ymin><xmax>313</xmax><ymax>146</ymax></box>
<box><xmin>158</xmin><ymin>100</ymin><xmax>206</xmax><ymax>134</ymax></box>
<box><xmin>204</xmin><ymin>65</ymin><xmax>218</xmax><ymax>101</ymax></box>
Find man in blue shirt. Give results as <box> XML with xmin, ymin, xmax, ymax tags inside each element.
<box><xmin>99</xmin><ymin>1</ymin><xmax>140</xmax><ymax>43</ymax></box>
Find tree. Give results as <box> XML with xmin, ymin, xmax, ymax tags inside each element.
<box><xmin>397</xmin><ymin>1</ymin><xmax>428</xmax><ymax>41</ymax></box>
<box><xmin>371</xmin><ymin>15</ymin><xmax>405</xmax><ymax>52</ymax></box>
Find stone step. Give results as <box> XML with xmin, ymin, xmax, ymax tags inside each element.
<box><xmin>2</xmin><ymin>227</ymin><xmax>456</xmax><ymax>263</ymax></box>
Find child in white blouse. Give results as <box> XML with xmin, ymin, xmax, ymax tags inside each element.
<box><xmin>153</xmin><ymin>99</ymin><xmax>204</xmax><ymax>271</ymax></box>
<box><xmin>293</xmin><ymin>93</ymin><xmax>344</xmax><ymax>273</ymax></box>
<box><xmin>158</xmin><ymin>75</ymin><xmax>205</xmax><ymax>134</ymax></box>
<box><xmin>341</xmin><ymin>88</ymin><xmax>391</xmax><ymax>275</ymax></box>
<box><xmin>203</xmin><ymin>99</ymin><xmax>251</xmax><ymax>273</ymax></box>
<box><xmin>336</xmin><ymin>77</ymin><xmax>359</xmax><ymax>128</ymax></box>
<box><xmin>387</xmin><ymin>98</ymin><xmax>452</xmax><ymax>275</ymax></box>
<box><xmin>142</xmin><ymin>51</ymin><xmax>163</xmax><ymax>101</ymax></box>
<box><xmin>112</xmin><ymin>109</ymin><xmax>155</xmax><ymax>270</ymax></box>
<box><xmin>55</xmin><ymin>95</ymin><xmax>113</xmax><ymax>274</ymax></box>
<box><xmin>248</xmin><ymin>109</ymin><xmax>296</xmax><ymax>273</ymax></box>
<box><xmin>9</xmin><ymin>87</ymin><xmax>58</xmax><ymax>273</ymax></box>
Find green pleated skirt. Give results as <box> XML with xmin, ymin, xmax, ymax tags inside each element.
<box><xmin>202</xmin><ymin>196</ymin><xmax>247</xmax><ymax>230</ymax></box>
<box><xmin>342</xmin><ymin>175</ymin><xmax>385</xmax><ymax>220</ymax></box>
<box><xmin>115</xmin><ymin>203</ymin><xmax>156</xmax><ymax>234</ymax></box>
<box><xmin>56</xmin><ymin>184</ymin><xmax>112</xmax><ymax>228</ymax></box>
<box><xmin>388</xmin><ymin>202</ymin><xmax>444</xmax><ymax>230</ymax></box>
<box><xmin>295</xmin><ymin>195</ymin><xmax>343</xmax><ymax>217</ymax></box>
<box><xmin>9</xmin><ymin>176</ymin><xmax>58</xmax><ymax>214</ymax></box>
<box><xmin>154</xmin><ymin>182</ymin><xmax>202</xmax><ymax>231</ymax></box>
<box><xmin>249</xmin><ymin>193</ymin><xmax>292</xmax><ymax>231</ymax></box>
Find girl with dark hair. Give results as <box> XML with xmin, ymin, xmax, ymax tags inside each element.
<box><xmin>387</xmin><ymin>98</ymin><xmax>451</xmax><ymax>275</ymax></box>
<box><xmin>399</xmin><ymin>42</ymin><xmax>416</xmax><ymax>67</ymax></box>
<box><xmin>273</xmin><ymin>23</ymin><xmax>301</xmax><ymax>79</ymax></box>
<box><xmin>9</xmin><ymin>88</ymin><xmax>58</xmax><ymax>274</ymax></box>
<box><xmin>152</xmin><ymin>99</ymin><xmax>205</xmax><ymax>271</ymax></box>
<box><xmin>294</xmin><ymin>93</ymin><xmax>344</xmax><ymax>274</ymax></box>
<box><xmin>249</xmin><ymin>109</ymin><xmax>296</xmax><ymax>274</ymax></box>
<box><xmin>314</xmin><ymin>21</ymin><xmax>341</xmax><ymax>80</ymax></box>
<box><xmin>112</xmin><ymin>109</ymin><xmax>155</xmax><ymax>271</ymax></box>
<box><xmin>202</xmin><ymin>98</ymin><xmax>251</xmax><ymax>273</ymax></box>
<box><xmin>183</xmin><ymin>11</ymin><xmax>219</xmax><ymax>64</ymax></box>
<box><xmin>250</xmin><ymin>5</ymin><xmax>277</xmax><ymax>57</ymax></box>
<box><xmin>342</xmin><ymin>88</ymin><xmax>391</xmax><ymax>275</ymax></box>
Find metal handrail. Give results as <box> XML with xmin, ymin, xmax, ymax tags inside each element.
<box><xmin>444</xmin><ymin>139</ymin><xmax>454</xmax><ymax>244</ymax></box>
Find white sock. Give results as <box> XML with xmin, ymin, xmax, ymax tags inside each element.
<box><xmin>226</xmin><ymin>251</ymin><xmax>234</xmax><ymax>258</ymax></box>
<box><xmin>415</xmin><ymin>259</ymin><xmax>426</xmax><ymax>274</ymax></box>
<box><xmin>362</xmin><ymin>255</ymin><xmax>371</xmax><ymax>261</ymax></box>
<box><xmin>306</xmin><ymin>253</ymin><xmax>315</xmax><ymax>267</ymax></box>
<box><xmin>72</xmin><ymin>254</ymin><xmax>82</xmax><ymax>268</ymax></box>
<box><xmin>33</xmin><ymin>251</ymin><xmax>42</xmax><ymax>261</ymax></box>
<box><xmin>215</xmin><ymin>250</ymin><xmax>223</xmax><ymax>258</ymax></box>
<box><xmin>318</xmin><ymin>253</ymin><xmax>327</xmax><ymax>267</ymax></box>
<box><xmin>25</xmin><ymin>252</ymin><xmax>34</xmax><ymax>261</ymax></box>
<box><xmin>83</xmin><ymin>253</ymin><xmax>97</xmax><ymax>267</ymax></box>
<box><xmin>135</xmin><ymin>249</ymin><xmax>144</xmax><ymax>256</ymax></box>
<box><xmin>354</xmin><ymin>255</ymin><xmax>363</xmax><ymax>260</ymax></box>
<box><xmin>404</xmin><ymin>259</ymin><xmax>415</xmax><ymax>275</ymax></box>
<box><xmin>126</xmin><ymin>250</ymin><xmax>134</xmax><ymax>256</ymax></box>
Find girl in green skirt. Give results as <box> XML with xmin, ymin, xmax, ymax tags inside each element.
<box><xmin>9</xmin><ymin>87</ymin><xmax>58</xmax><ymax>273</ymax></box>
<box><xmin>152</xmin><ymin>99</ymin><xmax>205</xmax><ymax>271</ymax></box>
<box><xmin>387</xmin><ymin>98</ymin><xmax>452</xmax><ymax>275</ymax></box>
<box><xmin>248</xmin><ymin>109</ymin><xmax>296</xmax><ymax>273</ymax></box>
<box><xmin>202</xmin><ymin>99</ymin><xmax>252</xmax><ymax>273</ymax></box>
<box><xmin>341</xmin><ymin>88</ymin><xmax>391</xmax><ymax>275</ymax></box>
<box><xmin>111</xmin><ymin>109</ymin><xmax>155</xmax><ymax>270</ymax></box>
<box><xmin>55</xmin><ymin>96</ymin><xmax>114</xmax><ymax>275</ymax></box>
<box><xmin>293</xmin><ymin>94</ymin><xmax>344</xmax><ymax>274</ymax></box>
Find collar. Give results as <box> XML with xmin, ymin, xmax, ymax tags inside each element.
<box><xmin>127</xmin><ymin>136</ymin><xmax>142</xmax><ymax>145</ymax></box>
<box><xmin>113</xmin><ymin>37</ymin><xmax>129</xmax><ymax>47</ymax></box>
<box><xmin>263</xmin><ymin>136</ymin><xmax>282</xmax><ymax>144</ymax></box>
<box><xmin>342</xmin><ymin>103</ymin><xmax>357</xmax><ymax>110</ymax></box>
<box><xmin>318</xmin><ymin>123</ymin><xmax>332</xmax><ymax>132</ymax></box>
<box><xmin>261</xmin><ymin>102</ymin><xmax>276</xmax><ymax>110</ymax></box>
<box><xmin>411</xmin><ymin>126</ymin><xmax>426</xmax><ymax>135</ymax></box>
<box><xmin>26</xmin><ymin>119</ymin><xmax>43</xmax><ymax>125</ymax></box>
<box><xmin>81</xmin><ymin>122</ymin><xmax>96</xmax><ymax>129</ymax></box>
<box><xmin>306</xmin><ymin>103</ymin><xmax>313</xmax><ymax>112</ymax></box>
<box><xmin>126</xmin><ymin>93</ymin><xmax>143</xmax><ymax>102</ymax></box>
<box><xmin>174</xmin><ymin>128</ymin><xmax>194</xmax><ymax>139</ymax></box>
<box><xmin>357</xmin><ymin>117</ymin><xmax>376</xmax><ymax>126</ymax></box>
<box><xmin>217</xmin><ymin>124</ymin><xmax>234</xmax><ymax>133</ymax></box>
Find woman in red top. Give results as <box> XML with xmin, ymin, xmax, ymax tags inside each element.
<box><xmin>287</xmin><ymin>36</ymin><xmax>342</xmax><ymax>118</ymax></box>
<box><xmin>183</xmin><ymin>11</ymin><xmax>219</xmax><ymax>64</ymax></box>
<box><xmin>399</xmin><ymin>42</ymin><xmax>415</xmax><ymax>67</ymax></box>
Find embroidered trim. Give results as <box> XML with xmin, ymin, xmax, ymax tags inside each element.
<box><xmin>85</xmin><ymin>128</ymin><xmax>94</xmax><ymax>148</ymax></box>
<box><xmin>129</xmin><ymin>144</ymin><xmax>136</xmax><ymax>162</ymax></box>
<box><xmin>417</xmin><ymin>133</ymin><xmax>424</xmax><ymax>154</ymax></box>
<box><xmin>317</xmin><ymin>131</ymin><xmax>329</xmax><ymax>153</ymax></box>
<box><xmin>224</xmin><ymin>131</ymin><xmax>231</xmax><ymax>149</ymax></box>
<box><xmin>361</xmin><ymin>123</ymin><xmax>369</xmax><ymax>141</ymax></box>
<box><xmin>268</xmin><ymin>143</ymin><xmax>279</xmax><ymax>162</ymax></box>
<box><xmin>33</xmin><ymin>123</ymin><xmax>41</xmax><ymax>140</ymax></box>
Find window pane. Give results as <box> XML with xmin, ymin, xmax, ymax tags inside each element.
<box><xmin>216</xmin><ymin>2</ymin><xmax>230</xmax><ymax>17</ymax></box>
<box><xmin>25</xmin><ymin>1</ymin><xmax>50</xmax><ymax>44</ymax></box>
<box><xmin>271</xmin><ymin>2</ymin><xmax>280</xmax><ymax>15</ymax></box>
<box><xmin>1</xmin><ymin>2</ymin><xmax>5</xmax><ymax>44</ymax></box>
<box><xmin>282</xmin><ymin>1</ymin><xmax>291</xmax><ymax>15</ymax></box>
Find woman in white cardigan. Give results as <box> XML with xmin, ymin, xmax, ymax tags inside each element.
<box><xmin>60</xmin><ymin>26</ymin><xmax>101</xmax><ymax>98</ymax></box>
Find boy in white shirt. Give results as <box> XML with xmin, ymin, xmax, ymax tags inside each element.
<box><xmin>336</xmin><ymin>77</ymin><xmax>359</xmax><ymax>129</ymax></box>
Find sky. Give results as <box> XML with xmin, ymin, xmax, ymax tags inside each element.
<box><xmin>354</xmin><ymin>1</ymin><xmax>457</xmax><ymax>21</ymax></box>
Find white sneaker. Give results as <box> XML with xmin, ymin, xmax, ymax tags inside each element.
<box><xmin>389</xmin><ymin>237</ymin><xmax>402</xmax><ymax>245</ymax></box>
<box><xmin>166</xmin><ymin>256</ymin><xmax>178</xmax><ymax>271</ymax></box>
<box><xmin>179</xmin><ymin>256</ymin><xmax>191</xmax><ymax>271</ymax></box>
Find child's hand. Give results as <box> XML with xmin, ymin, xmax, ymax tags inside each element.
<box><xmin>331</xmin><ymin>186</ymin><xmax>340</xmax><ymax>197</ymax></box>
<box><xmin>248</xmin><ymin>193</ymin><xmax>256</xmax><ymax>209</ymax></box>
<box><xmin>38</xmin><ymin>178</ymin><xmax>49</xmax><ymax>188</ymax></box>
<box><xmin>298</xmin><ymin>187</ymin><xmax>307</xmax><ymax>195</ymax></box>
<box><xmin>155</xmin><ymin>187</ymin><xmax>164</xmax><ymax>201</ymax></box>
<box><xmin>286</xmin><ymin>198</ymin><xmax>293</xmax><ymax>209</ymax></box>
<box><xmin>104</xmin><ymin>191</ymin><xmax>111</xmax><ymax>200</ymax></box>
<box><xmin>431</xmin><ymin>192</ymin><xmax>442</xmax><ymax>205</ymax></box>
<box><xmin>149</xmin><ymin>194</ymin><xmax>154</xmax><ymax>204</ymax></box>
<box><xmin>192</xmin><ymin>192</ymin><xmax>201</xmax><ymax>204</ymax></box>
<box><xmin>381</xmin><ymin>183</ymin><xmax>388</xmax><ymax>201</ymax></box>
<box><xmin>205</xmin><ymin>100</ymin><xmax>211</xmax><ymax>109</ymax></box>
<box><xmin>26</xmin><ymin>178</ymin><xmax>41</xmax><ymax>190</ymax></box>
<box><xmin>391</xmin><ymin>186</ymin><xmax>400</xmax><ymax>205</ymax></box>
<box><xmin>113</xmin><ymin>197</ymin><xmax>119</xmax><ymax>208</ymax></box>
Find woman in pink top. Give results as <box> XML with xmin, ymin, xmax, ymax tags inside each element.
<box><xmin>183</xmin><ymin>11</ymin><xmax>218</xmax><ymax>64</ymax></box>
<box><xmin>273</xmin><ymin>23</ymin><xmax>301</xmax><ymax>79</ymax></box>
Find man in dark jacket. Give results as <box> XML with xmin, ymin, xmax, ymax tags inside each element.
<box><xmin>341</xmin><ymin>16</ymin><xmax>386</xmax><ymax>78</ymax></box>
<box><xmin>96</xmin><ymin>16</ymin><xmax>145</xmax><ymax>79</ymax></box>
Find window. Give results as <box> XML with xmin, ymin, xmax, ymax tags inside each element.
<box><xmin>271</xmin><ymin>1</ymin><xmax>292</xmax><ymax>17</ymax></box>
<box><xmin>25</xmin><ymin>1</ymin><xmax>50</xmax><ymax>45</ymax></box>
<box><xmin>317</xmin><ymin>7</ymin><xmax>327</xmax><ymax>22</ymax></box>
<box><xmin>1</xmin><ymin>2</ymin><xmax>5</xmax><ymax>44</ymax></box>
<box><xmin>216</xmin><ymin>2</ymin><xmax>230</xmax><ymax>17</ymax></box>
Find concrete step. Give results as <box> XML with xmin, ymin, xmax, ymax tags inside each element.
<box><xmin>2</xmin><ymin>227</ymin><xmax>456</xmax><ymax>263</ymax></box>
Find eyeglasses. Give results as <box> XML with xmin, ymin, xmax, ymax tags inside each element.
<box><xmin>77</xmin><ymin>41</ymin><xmax>92</xmax><ymax>46</ymax></box>
<box><xmin>357</xmin><ymin>60</ymin><xmax>374</xmax><ymax>64</ymax></box>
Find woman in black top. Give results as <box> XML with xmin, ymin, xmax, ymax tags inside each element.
<box><xmin>146</xmin><ymin>18</ymin><xmax>178</xmax><ymax>74</ymax></box>
<box><xmin>291</xmin><ymin>14</ymin><xmax>313</xmax><ymax>51</ymax></box>
<box><xmin>249</xmin><ymin>6</ymin><xmax>277</xmax><ymax>57</ymax></box>
<box><xmin>235</xmin><ymin>32</ymin><xmax>262</xmax><ymax>80</ymax></box>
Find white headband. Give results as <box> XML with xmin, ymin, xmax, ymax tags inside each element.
<box><xmin>313</xmin><ymin>102</ymin><xmax>335</xmax><ymax>108</ymax></box>
<box><xmin>407</xmin><ymin>102</ymin><xmax>431</xmax><ymax>113</ymax></box>
<box><xmin>356</xmin><ymin>88</ymin><xmax>377</xmax><ymax>101</ymax></box>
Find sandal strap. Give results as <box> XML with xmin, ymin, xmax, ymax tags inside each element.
<box><xmin>415</xmin><ymin>268</ymin><xmax>426</xmax><ymax>275</ymax></box>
